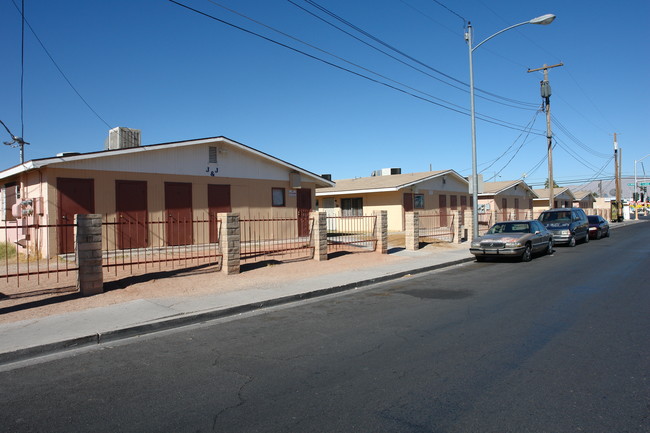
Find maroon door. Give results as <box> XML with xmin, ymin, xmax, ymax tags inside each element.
<box><xmin>439</xmin><ymin>195</ymin><xmax>448</xmax><ymax>226</ymax></box>
<box><xmin>514</xmin><ymin>198</ymin><xmax>520</xmax><ymax>219</ymax></box>
<box><xmin>208</xmin><ymin>184</ymin><xmax>231</xmax><ymax>243</ymax></box>
<box><xmin>165</xmin><ymin>182</ymin><xmax>193</xmax><ymax>246</ymax></box>
<box><xmin>502</xmin><ymin>198</ymin><xmax>508</xmax><ymax>221</ymax></box>
<box><xmin>116</xmin><ymin>180</ymin><xmax>148</xmax><ymax>249</ymax></box>
<box><xmin>57</xmin><ymin>178</ymin><xmax>95</xmax><ymax>254</ymax></box>
<box><xmin>297</xmin><ymin>188</ymin><xmax>312</xmax><ymax>237</ymax></box>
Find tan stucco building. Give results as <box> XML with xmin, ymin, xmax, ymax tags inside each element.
<box><xmin>478</xmin><ymin>180</ymin><xmax>537</xmax><ymax>221</ymax></box>
<box><xmin>532</xmin><ymin>187</ymin><xmax>576</xmax><ymax>215</ymax></box>
<box><xmin>0</xmin><ymin>135</ymin><xmax>334</xmax><ymax>257</ymax></box>
<box><xmin>316</xmin><ymin>170</ymin><xmax>470</xmax><ymax>231</ymax></box>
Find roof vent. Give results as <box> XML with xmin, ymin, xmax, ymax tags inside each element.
<box><xmin>105</xmin><ymin>127</ymin><xmax>141</xmax><ymax>150</ymax></box>
<box><xmin>56</xmin><ymin>152</ymin><xmax>81</xmax><ymax>157</ymax></box>
<box><xmin>321</xmin><ymin>174</ymin><xmax>332</xmax><ymax>181</ymax></box>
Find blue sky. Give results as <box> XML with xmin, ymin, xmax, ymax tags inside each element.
<box><xmin>1</xmin><ymin>0</ymin><xmax>648</xmax><ymax>187</ymax></box>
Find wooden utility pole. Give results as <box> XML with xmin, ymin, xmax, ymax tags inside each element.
<box><xmin>528</xmin><ymin>63</ymin><xmax>563</xmax><ymax>209</ymax></box>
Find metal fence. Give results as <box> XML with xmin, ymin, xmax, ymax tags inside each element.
<box><xmin>1</xmin><ymin>220</ymin><xmax>78</xmax><ymax>293</ymax></box>
<box><xmin>418</xmin><ymin>212</ymin><xmax>455</xmax><ymax>242</ymax></box>
<box><xmin>477</xmin><ymin>212</ymin><xmax>492</xmax><ymax>236</ymax></box>
<box><xmin>326</xmin><ymin>215</ymin><xmax>377</xmax><ymax>253</ymax></box>
<box><xmin>240</xmin><ymin>216</ymin><xmax>314</xmax><ymax>262</ymax></box>
<box><xmin>101</xmin><ymin>213</ymin><xmax>223</xmax><ymax>276</ymax></box>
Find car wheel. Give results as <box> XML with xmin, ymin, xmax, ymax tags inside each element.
<box><xmin>568</xmin><ymin>236</ymin><xmax>576</xmax><ymax>247</ymax></box>
<box><xmin>605</xmin><ymin>229</ymin><xmax>610</xmax><ymax>238</ymax></box>
<box><xmin>521</xmin><ymin>244</ymin><xmax>532</xmax><ymax>262</ymax></box>
<box><xmin>583</xmin><ymin>232</ymin><xmax>590</xmax><ymax>243</ymax></box>
<box><xmin>596</xmin><ymin>229</ymin><xmax>601</xmax><ymax>240</ymax></box>
<box><xmin>546</xmin><ymin>240</ymin><xmax>553</xmax><ymax>255</ymax></box>
<box><xmin>476</xmin><ymin>256</ymin><xmax>486</xmax><ymax>262</ymax></box>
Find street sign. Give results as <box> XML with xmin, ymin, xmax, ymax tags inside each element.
<box><xmin>627</xmin><ymin>183</ymin><xmax>635</xmax><ymax>186</ymax></box>
<box><xmin>640</xmin><ymin>182</ymin><xmax>650</xmax><ymax>186</ymax></box>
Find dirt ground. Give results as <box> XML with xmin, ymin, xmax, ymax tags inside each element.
<box><xmin>0</xmin><ymin>237</ymin><xmax>463</xmax><ymax>324</ymax></box>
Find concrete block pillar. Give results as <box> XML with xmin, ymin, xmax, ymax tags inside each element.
<box><xmin>453</xmin><ymin>210</ymin><xmax>462</xmax><ymax>244</ymax></box>
<box><xmin>373</xmin><ymin>210</ymin><xmax>388</xmax><ymax>254</ymax></box>
<box><xmin>311</xmin><ymin>211</ymin><xmax>328</xmax><ymax>261</ymax></box>
<box><xmin>219</xmin><ymin>212</ymin><xmax>240</xmax><ymax>275</ymax></box>
<box><xmin>465</xmin><ymin>210</ymin><xmax>475</xmax><ymax>241</ymax></box>
<box><xmin>405</xmin><ymin>211</ymin><xmax>420</xmax><ymax>251</ymax></box>
<box><xmin>75</xmin><ymin>214</ymin><xmax>104</xmax><ymax>296</ymax></box>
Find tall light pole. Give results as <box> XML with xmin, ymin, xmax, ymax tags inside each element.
<box><xmin>634</xmin><ymin>153</ymin><xmax>650</xmax><ymax>219</ymax></box>
<box><xmin>465</xmin><ymin>14</ymin><xmax>556</xmax><ymax>238</ymax></box>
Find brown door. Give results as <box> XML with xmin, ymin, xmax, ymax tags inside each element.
<box><xmin>208</xmin><ymin>184</ymin><xmax>231</xmax><ymax>243</ymax></box>
<box><xmin>165</xmin><ymin>182</ymin><xmax>193</xmax><ymax>246</ymax></box>
<box><xmin>57</xmin><ymin>178</ymin><xmax>95</xmax><ymax>254</ymax></box>
<box><xmin>297</xmin><ymin>188</ymin><xmax>312</xmax><ymax>237</ymax></box>
<box><xmin>116</xmin><ymin>180</ymin><xmax>148</xmax><ymax>249</ymax></box>
<box><xmin>439</xmin><ymin>194</ymin><xmax>448</xmax><ymax>226</ymax></box>
<box><xmin>502</xmin><ymin>198</ymin><xmax>508</xmax><ymax>221</ymax></box>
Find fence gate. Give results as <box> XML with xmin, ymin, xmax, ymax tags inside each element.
<box><xmin>326</xmin><ymin>215</ymin><xmax>377</xmax><ymax>253</ymax></box>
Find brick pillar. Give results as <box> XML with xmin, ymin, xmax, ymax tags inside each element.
<box><xmin>75</xmin><ymin>214</ymin><xmax>104</xmax><ymax>296</ymax></box>
<box><xmin>219</xmin><ymin>212</ymin><xmax>240</xmax><ymax>275</ymax></box>
<box><xmin>465</xmin><ymin>210</ymin><xmax>475</xmax><ymax>240</ymax></box>
<box><xmin>405</xmin><ymin>211</ymin><xmax>419</xmax><ymax>251</ymax></box>
<box><xmin>311</xmin><ymin>211</ymin><xmax>328</xmax><ymax>261</ymax></box>
<box><xmin>373</xmin><ymin>210</ymin><xmax>388</xmax><ymax>254</ymax></box>
<box><xmin>453</xmin><ymin>210</ymin><xmax>462</xmax><ymax>244</ymax></box>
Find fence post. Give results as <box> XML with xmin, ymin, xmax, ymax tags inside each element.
<box><xmin>373</xmin><ymin>210</ymin><xmax>388</xmax><ymax>254</ymax></box>
<box><xmin>405</xmin><ymin>211</ymin><xmax>419</xmax><ymax>251</ymax></box>
<box><xmin>311</xmin><ymin>211</ymin><xmax>328</xmax><ymax>261</ymax></box>
<box><xmin>75</xmin><ymin>214</ymin><xmax>104</xmax><ymax>296</ymax></box>
<box><xmin>465</xmin><ymin>210</ymin><xmax>474</xmax><ymax>240</ymax></box>
<box><xmin>219</xmin><ymin>212</ymin><xmax>240</xmax><ymax>275</ymax></box>
<box><xmin>453</xmin><ymin>210</ymin><xmax>462</xmax><ymax>244</ymax></box>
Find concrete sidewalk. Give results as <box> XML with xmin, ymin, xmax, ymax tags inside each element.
<box><xmin>1</xmin><ymin>217</ymin><xmax>644</xmax><ymax>366</ymax></box>
<box><xmin>0</xmin><ymin>245</ymin><xmax>475</xmax><ymax>365</ymax></box>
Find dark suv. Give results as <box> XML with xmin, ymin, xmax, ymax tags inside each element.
<box><xmin>538</xmin><ymin>208</ymin><xmax>589</xmax><ymax>247</ymax></box>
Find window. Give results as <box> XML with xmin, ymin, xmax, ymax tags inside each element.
<box><xmin>341</xmin><ymin>197</ymin><xmax>363</xmax><ymax>216</ymax></box>
<box><xmin>414</xmin><ymin>194</ymin><xmax>425</xmax><ymax>209</ymax></box>
<box><xmin>272</xmin><ymin>188</ymin><xmax>285</xmax><ymax>207</ymax></box>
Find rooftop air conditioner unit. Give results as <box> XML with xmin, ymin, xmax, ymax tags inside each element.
<box><xmin>105</xmin><ymin>127</ymin><xmax>141</xmax><ymax>150</ymax></box>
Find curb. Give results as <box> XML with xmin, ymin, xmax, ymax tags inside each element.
<box><xmin>0</xmin><ymin>256</ymin><xmax>475</xmax><ymax>366</ymax></box>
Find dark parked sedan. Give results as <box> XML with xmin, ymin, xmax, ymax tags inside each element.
<box><xmin>470</xmin><ymin>220</ymin><xmax>553</xmax><ymax>262</ymax></box>
<box><xmin>587</xmin><ymin>215</ymin><xmax>610</xmax><ymax>239</ymax></box>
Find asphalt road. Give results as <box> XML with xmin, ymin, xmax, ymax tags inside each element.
<box><xmin>1</xmin><ymin>222</ymin><xmax>648</xmax><ymax>433</ymax></box>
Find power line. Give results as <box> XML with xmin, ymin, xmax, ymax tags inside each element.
<box><xmin>429</xmin><ymin>0</ymin><xmax>467</xmax><ymax>25</ymax></box>
<box><xmin>480</xmin><ymin>107</ymin><xmax>543</xmax><ymax>180</ymax></box>
<box><xmin>551</xmin><ymin>115</ymin><xmax>610</xmax><ymax>159</ymax></box>
<box><xmin>10</xmin><ymin>0</ymin><xmax>112</xmax><ymax>129</ymax></box>
<box><xmin>171</xmin><ymin>0</ymin><xmax>544</xmax><ymax>134</ymax></box>
<box><xmin>290</xmin><ymin>0</ymin><xmax>538</xmax><ymax>109</ymax></box>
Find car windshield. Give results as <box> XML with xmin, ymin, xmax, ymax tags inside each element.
<box><xmin>539</xmin><ymin>211</ymin><xmax>571</xmax><ymax>223</ymax></box>
<box><xmin>587</xmin><ymin>216</ymin><xmax>599</xmax><ymax>223</ymax></box>
<box><xmin>487</xmin><ymin>222</ymin><xmax>530</xmax><ymax>234</ymax></box>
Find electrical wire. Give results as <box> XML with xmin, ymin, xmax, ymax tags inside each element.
<box><xmin>552</xmin><ymin>115</ymin><xmax>611</xmax><ymax>158</ymax></box>
<box><xmin>291</xmin><ymin>0</ymin><xmax>539</xmax><ymax>109</ymax></box>
<box><xmin>429</xmin><ymin>0</ymin><xmax>467</xmax><ymax>25</ymax></box>
<box><xmin>480</xmin><ymin>107</ymin><xmax>543</xmax><ymax>180</ymax></box>
<box><xmin>173</xmin><ymin>0</ymin><xmax>544</xmax><ymax>134</ymax></box>
<box><xmin>10</xmin><ymin>0</ymin><xmax>112</xmax><ymax>129</ymax></box>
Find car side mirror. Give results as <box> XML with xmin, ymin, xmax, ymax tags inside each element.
<box><xmin>534</xmin><ymin>230</ymin><xmax>541</xmax><ymax>235</ymax></box>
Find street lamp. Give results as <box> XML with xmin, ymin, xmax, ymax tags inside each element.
<box><xmin>634</xmin><ymin>153</ymin><xmax>650</xmax><ymax>219</ymax></box>
<box><xmin>465</xmin><ymin>14</ymin><xmax>556</xmax><ymax>238</ymax></box>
